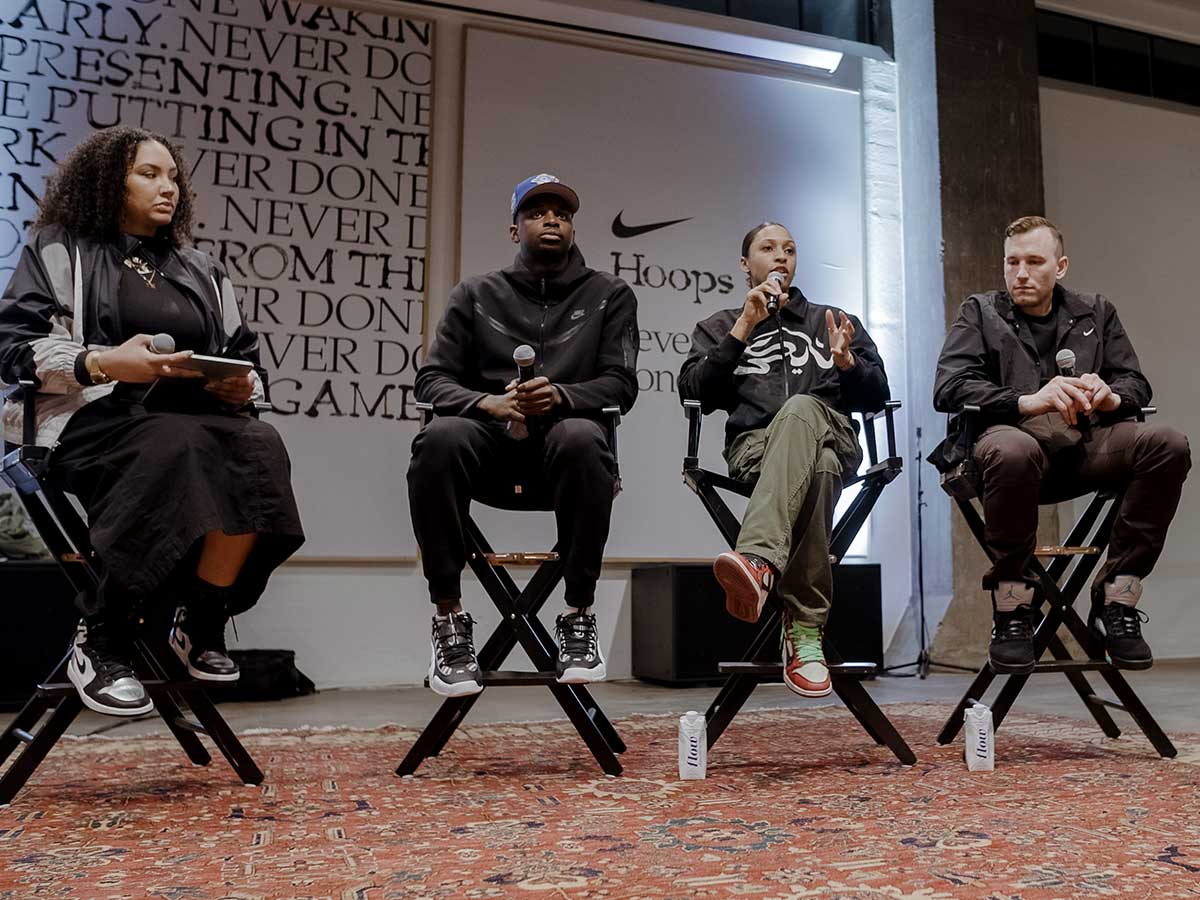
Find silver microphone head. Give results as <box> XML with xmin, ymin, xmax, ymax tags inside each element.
<box><xmin>1055</xmin><ymin>348</ymin><xmax>1076</xmax><ymax>374</ymax></box>
<box><xmin>150</xmin><ymin>333</ymin><xmax>176</xmax><ymax>354</ymax></box>
<box><xmin>767</xmin><ymin>272</ymin><xmax>787</xmax><ymax>312</ymax></box>
<box><xmin>513</xmin><ymin>344</ymin><xmax>536</xmax><ymax>366</ymax></box>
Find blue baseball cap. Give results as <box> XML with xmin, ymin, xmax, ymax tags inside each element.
<box><xmin>510</xmin><ymin>173</ymin><xmax>580</xmax><ymax>221</ymax></box>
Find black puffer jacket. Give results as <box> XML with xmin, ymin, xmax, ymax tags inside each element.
<box><xmin>416</xmin><ymin>246</ymin><xmax>639</xmax><ymax>416</ymax></box>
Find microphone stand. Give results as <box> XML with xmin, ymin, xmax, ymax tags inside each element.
<box><xmin>882</xmin><ymin>426</ymin><xmax>976</xmax><ymax>679</ymax></box>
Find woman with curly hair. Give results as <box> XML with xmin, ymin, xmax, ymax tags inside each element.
<box><xmin>0</xmin><ymin>126</ymin><xmax>304</xmax><ymax>716</ymax></box>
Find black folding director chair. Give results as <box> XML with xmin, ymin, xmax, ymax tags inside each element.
<box><xmin>0</xmin><ymin>380</ymin><xmax>265</xmax><ymax>806</ymax></box>
<box><xmin>682</xmin><ymin>398</ymin><xmax>917</xmax><ymax>765</ymax></box>
<box><xmin>935</xmin><ymin>404</ymin><xmax>1176</xmax><ymax>758</ymax></box>
<box><xmin>397</xmin><ymin>404</ymin><xmax>628</xmax><ymax>777</ymax></box>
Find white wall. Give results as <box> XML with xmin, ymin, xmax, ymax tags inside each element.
<box><xmin>1041</xmin><ymin>83</ymin><xmax>1200</xmax><ymax>659</ymax></box>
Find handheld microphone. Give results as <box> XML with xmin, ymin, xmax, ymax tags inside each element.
<box><xmin>514</xmin><ymin>344</ymin><xmax>536</xmax><ymax>383</ymax></box>
<box><xmin>142</xmin><ymin>333</ymin><xmax>177</xmax><ymax>405</ymax></box>
<box><xmin>1054</xmin><ymin>348</ymin><xmax>1076</xmax><ymax>378</ymax></box>
<box><xmin>510</xmin><ymin>344</ymin><xmax>537</xmax><ymax>440</ymax></box>
<box><xmin>766</xmin><ymin>272</ymin><xmax>787</xmax><ymax>315</ymax></box>
<box><xmin>1055</xmin><ymin>348</ymin><xmax>1091</xmax><ymax>438</ymax></box>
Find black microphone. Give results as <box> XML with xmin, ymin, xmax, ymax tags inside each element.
<box><xmin>1055</xmin><ymin>348</ymin><xmax>1091</xmax><ymax>438</ymax></box>
<box><xmin>510</xmin><ymin>344</ymin><xmax>537</xmax><ymax>440</ymax></box>
<box><xmin>141</xmin><ymin>333</ymin><xmax>178</xmax><ymax>405</ymax></box>
<box><xmin>766</xmin><ymin>272</ymin><xmax>787</xmax><ymax>315</ymax></box>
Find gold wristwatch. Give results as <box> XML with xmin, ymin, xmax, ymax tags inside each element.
<box><xmin>85</xmin><ymin>351</ymin><xmax>113</xmax><ymax>385</ymax></box>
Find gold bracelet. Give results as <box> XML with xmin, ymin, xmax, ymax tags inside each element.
<box><xmin>85</xmin><ymin>351</ymin><xmax>113</xmax><ymax>385</ymax></box>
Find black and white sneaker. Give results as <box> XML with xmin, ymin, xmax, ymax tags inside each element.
<box><xmin>1096</xmin><ymin>603</ymin><xmax>1154</xmax><ymax>670</ymax></box>
<box><xmin>555</xmin><ymin>610</ymin><xmax>605</xmax><ymax>684</ymax></box>
<box><xmin>169</xmin><ymin>606</ymin><xmax>239</xmax><ymax>682</ymax></box>
<box><xmin>67</xmin><ymin>621</ymin><xmax>153</xmax><ymax>717</ymax></box>
<box><xmin>429</xmin><ymin>612</ymin><xmax>483</xmax><ymax>697</ymax></box>
<box><xmin>988</xmin><ymin>605</ymin><xmax>1036</xmax><ymax>674</ymax></box>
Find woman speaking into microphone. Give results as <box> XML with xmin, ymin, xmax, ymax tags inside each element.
<box><xmin>0</xmin><ymin>126</ymin><xmax>304</xmax><ymax>716</ymax></box>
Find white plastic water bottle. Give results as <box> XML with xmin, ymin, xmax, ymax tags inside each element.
<box><xmin>964</xmin><ymin>701</ymin><xmax>995</xmax><ymax>772</ymax></box>
<box><xmin>678</xmin><ymin>710</ymin><xmax>707</xmax><ymax>780</ymax></box>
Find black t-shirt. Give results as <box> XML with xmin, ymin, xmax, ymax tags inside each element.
<box><xmin>117</xmin><ymin>249</ymin><xmax>211</xmax><ymax>352</ymax></box>
<box><xmin>1017</xmin><ymin>300</ymin><xmax>1059</xmax><ymax>385</ymax></box>
<box><xmin>115</xmin><ymin>241</ymin><xmax>218</xmax><ymax>409</ymax></box>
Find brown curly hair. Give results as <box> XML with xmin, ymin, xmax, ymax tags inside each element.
<box><xmin>34</xmin><ymin>126</ymin><xmax>196</xmax><ymax>246</ymax></box>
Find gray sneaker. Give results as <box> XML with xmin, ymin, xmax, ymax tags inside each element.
<box><xmin>67</xmin><ymin>621</ymin><xmax>153</xmax><ymax>717</ymax></box>
<box><xmin>428</xmin><ymin>612</ymin><xmax>483</xmax><ymax>697</ymax></box>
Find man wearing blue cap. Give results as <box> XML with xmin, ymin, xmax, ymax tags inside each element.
<box><xmin>408</xmin><ymin>174</ymin><xmax>640</xmax><ymax>696</ymax></box>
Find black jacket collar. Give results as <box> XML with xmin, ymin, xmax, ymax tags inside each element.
<box><xmin>996</xmin><ymin>284</ymin><xmax>1096</xmax><ymax>324</ymax></box>
<box><xmin>502</xmin><ymin>245</ymin><xmax>593</xmax><ymax>303</ymax></box>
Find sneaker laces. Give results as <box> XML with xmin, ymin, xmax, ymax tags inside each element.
<box><xmin>784</xmin><ymin>618</ymin><xmax>824</xmax><ymax>664</ymax></box>
<box><xmin>993</xmin><ymin>607</ymin><xmax>1033</xmax><ymax>642</ymax></box>
<box><xmin>82</xmin><ymin>623</ymin><xmax>137</xmax><ymax>683</ymax></box>
<box><xmin>434</xmin><ymin>613</ymin><xmax>477</xmax><ymax>668</ymax></box>
<box><xmin>557</xmin><ymin>612</ymin><xmax>597</xmax><ymax>658</ymax></box>
<box><xmin>1102</xmin><ymin>604</ymin><xmax>1148</xmax><ymax>638</ymax></box>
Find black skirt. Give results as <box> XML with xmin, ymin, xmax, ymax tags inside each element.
<box><xmin>50</xmin><ymin>387</ymin><xmax>304</xmax><ymax>615</ymax></box>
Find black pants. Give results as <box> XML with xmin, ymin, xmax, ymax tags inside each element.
<box><xmin>974</xmin><ymin>420</ymin><xmax>1191</xmax><ymax>589</ymax></box>
<box><xmin>407</xmin><ymin>416</ymin><xmax>616</xmax><ymax>608</ymax></box>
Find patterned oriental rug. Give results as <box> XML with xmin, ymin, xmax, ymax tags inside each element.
<box><xmin>2</xmin><ymin>703</ymin><xmax>1199</xmax><ymax>900</ymax></box>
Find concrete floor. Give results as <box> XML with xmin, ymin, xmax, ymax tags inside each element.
<box><xmin>6</xmin><ymin>660</ymin><xmax>1198</xmax><ymax>739</ymax></box>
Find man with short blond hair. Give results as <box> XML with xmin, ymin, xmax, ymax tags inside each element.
<box><xmin>933</xmin><ymin>215</ymin><xmax>1190</xmax><ymax>674</ymax></box>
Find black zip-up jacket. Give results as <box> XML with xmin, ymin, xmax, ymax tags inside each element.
<box><xmin>678</xmin><ymin>289</ymin><xmax>889</xmax><ymax>448</ymax></box>
<box><xmin>929</xmin><ymin>286</ymin><xmax>1151</xmax><ymax>468</ymax></box>
<box><xmin>416</xmin><ymin>245</ymin><xmax>639</xmax><ymax>417</ymax></box>
<box><xmin>0</xmin><ymin>225</ymin><xmax>265</xmax><ymax>446</ymax></box>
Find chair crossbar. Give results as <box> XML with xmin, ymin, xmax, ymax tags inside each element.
<box><xmin>479</xmin><ymin>551</ymin><xmax>559</xmax><ymax>565</ymax></box>
<box><xmin>1033</xmin><ymin>545</ymin><xmax>1101</xmax><ymax>557</ymax></box>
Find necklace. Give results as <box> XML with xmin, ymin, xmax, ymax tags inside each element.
<box><xmin>123</xmin><ymin>253</ymin><xmax>159</xmax><ymax>288</ymax></box>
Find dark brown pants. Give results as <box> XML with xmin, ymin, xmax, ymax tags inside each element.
<box><xmin>973</xmin><ymin>420</ymin><xmax>1190</xmax><ymax>589</ymax></box>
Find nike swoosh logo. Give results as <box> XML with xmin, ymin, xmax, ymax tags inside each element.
<box><xmin>1083</xmin><ymin>328</ymin><xmax>1094</xmax><ymax>336</ymax></box>
<box><xmin>611</xmin><ymin>211</ymin><xmax>692</xmax><ymax>239</ymax></box>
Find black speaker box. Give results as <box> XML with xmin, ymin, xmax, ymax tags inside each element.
<box><xmin>0</xmin><ymin>561</ymin><xmax>79</xmax><ymax>710</ymax></box>
<box><xmin>631</xmin><ymin>563</ymin><xmax>882</xmax><ymax>685</ymax></box>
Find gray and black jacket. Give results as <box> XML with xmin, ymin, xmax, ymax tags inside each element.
<box><xmin>0</xmin><ymin>224</ymin><xmax>265</xmax><ymax>446</ymax></box>
<box><xmin>678</xmin><ymin>290</ymin><xmax>890</xmax><ymax>449</ymax></box>
<box><xmin>416</xmin><ymin>245</ymin><xmax>639</xmax><ymax>417</ymax></box>
<box><xmin>929</xmin><ymin>285</ymin><xmax>1151</xmax><ymax>468</ymax></box>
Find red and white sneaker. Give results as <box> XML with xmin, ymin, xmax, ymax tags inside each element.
<box><xmin>713</xmin><ymin>552</ymin><xmax>775</xmax><ymax>622</ymax></box>
<box><xmin>782</xmin><ymin>613</ymin><xmax>831</xmax><ymax>697</ymax></box>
